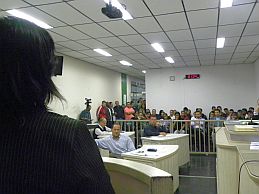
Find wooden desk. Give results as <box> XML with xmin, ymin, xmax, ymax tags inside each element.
<box><xmin>102</xmin><ymin>157</ymin><xmax>174</xmax><ymax>194</ymax></box>
<box><xmin>141</xmin><ymin>134</ymin><xmax>190</xmax><ymax>166</ymax></box>
<box><xmin>216</xmin><ymin>126</ymin><xmax>259</xmax><ymax>194</ymax></box>
<box><xmin>122</xmin><ymin>145</ymin><xmax>179</xmax><ymax>193</ymax></box>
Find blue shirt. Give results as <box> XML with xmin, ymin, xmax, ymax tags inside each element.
<box><xmin>143</xmin><ymin>124</ymin><xmax>166</xmax><ymax>137</ymax></box>
<box><xmin>95</xmin><ymin>134</ymin><xmax>135</xmax><ymax>155</ymax></box>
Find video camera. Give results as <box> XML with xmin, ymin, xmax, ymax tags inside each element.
<box><xmin>85</xmin><ymin>98</ymin><xmax>92</xmax><ymax>107</ymax></box>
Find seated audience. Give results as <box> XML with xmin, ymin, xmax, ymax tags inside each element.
<box><xmin>79</xmin><ymin>104</ymin><xmax>92</xmax><ymax>124</ymax></box>
<box><xmin>230</xmin><ymin>112</ymin><xmax>239</xmax><ymax>120</ymax></box>
<box><xmin>93</xmin><ymin>118</ymin><xmax>111</xmax><ymax>139</ymax></box>
<box><xmin>151</xmin><ymin>109</ymin><xmax>160</xmax><ymax>119</ymax></box>
<box><xmin>173</xmin><ymin>112</ymin><xmax>185</xmax><ymax>134</ymax></box>
<box><xmin>191</xmin><ymin>111</ymin><xmax>205</xmax><ymax>132</ymax></box>
<box><xmin>143</xmin><ymin>116</ymin><xmax>167</xmax><ymax>136</ymax></box>
<box><xmin>211</xmin><ymin>109</ymin><xmax>225</xmax><ymax>127</ymax></box>
<box><xmin>0</xmin><ymin>16</ymin><xmax>114</xmax><ymax>193</ymax></box>
<box><xmin>95</xmin><ymin>123</ymin><xmax>135</xmax><ymax>156</ymax></box>
<box><xmin>196</xmin><ymin>108</ymin><xmax>207</xmax><ymax>120</ymax></box>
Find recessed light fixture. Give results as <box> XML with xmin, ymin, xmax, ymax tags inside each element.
<box><xmin>93</xmin><ymin>49</ymin><xmax>112</xmax><ymax>56</ymax></box>
<box><xmin>217</xmin><ymin>37</ymin><xmax>225</xmax><ymax>48</ymax></box>
<box><xmin>165</xmin><ymin>57</ymin><xmax>175</xmax><ymax>63</ymax></box>
<box><xmin>104</xmin><ymin>0</ymin><xmax>133</xmax><ymax>20</ymax></box>
<box><xmin>151</xmin><ymin>43</ymin><xmax>165</xmax><ymax>53</ymax></box>
<box><xmin>142</xmin><ymin>70</ymin><xmax>146</xmax><ymax>74</ymax></box>
<box><xmin>120</xmin><ymin>60</ymin><xmax>132</xmax><ymax>66</ymax></box>
<box><xmin>220</xmin><ymin>0</ymin><xmax>233</xmax><ymax>8</ymax></box>
<box><xmin>6</xmin><ymin>9</ymin><xmax>53</xmax><ymax>29</ymax></box>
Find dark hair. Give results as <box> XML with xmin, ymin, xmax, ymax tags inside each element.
<box><xmin>0</xmin><ymin>17</ymin><xmax>64</xmax><ymax>120</ymax></box>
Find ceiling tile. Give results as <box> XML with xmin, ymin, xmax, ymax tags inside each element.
<box><xmin>123</xmin><ymin>0</ymin><xmax>151</xmax><ymax>17</ymax></box>
<box><xmin>216</xmin><ymin>47</ymin><xmax>235</xmax><ymax>54</ymax></box>
<box><xmin>216</xmin><ymin>54</ymin><xmax>232</xmax><ymax>60</ymax></box>
<box><xmin>127</xmin><ymin>17</ymin><xmax>162</xmax><ymax>33</ymax></box>
<box><xmin>195</xmin><ymin>39</ymin><xmax>216</xmax><ymax>48</ymax></box>
<box><xmin>78</xmin><ymin>49</ymin><xmax>104</xmax><ymax>57</ymax></box>
<box><xmin>166</xmin><ymin>29</ymin><xmax>193</xmax><ymax>41</ymax></box>
<box><xmin>192</xmin><ymin>27</ymin><xmax>217</xmax><ymax>40</ymax></box>
<box><xmin>103</xmin><ymin>48</ymin><xmax>122</xmax><ymax>56</ymax></box>
<box><xmin>162</xmin><ymin>50</ymin><xmax>180</xmax><ymax>57</ymax></box>
<box><xmin>156</xmin><ymin>12</ymin><xmax>189</xmax><ymax>31</ymax></box>
<box><xmin>219</xmin><ymin>4</ymin><xmax>254</xmax><ymax>25</ymax></box>
<box><xmin>160</xmin><ymin>43</ymin><xmax>176</xmax><ymax>50</ymax></box>
<box><xmin>187</xmin><ymin>9</ymin><xmax>218</xmax><ymax>28</ymax></box>
<box><xmin>224</xmin><ymin>37</ymin><xmax>240</xmax><ymax>46</ymax></box>
<box><xmin>48</xmin><ymin>31</ymin><xmax>69</xmax><ymax>42</ymax></box>
<box><xmin>57</xmin><ymin>41</ymin><xmax>89</xmax><ymax>50</ymax></box>
<box><xmin>200</xmin><ymin>60</ymin><xmax>215</xmax><ymax>66</ymax></box>
<box><xmin>99</xmin><ymin>20</ymin><xmax>137</xmax><ymax>36</ymax></box>
<box><xmin>233</xmin><ymin>0</ymin><xmax>256</xmax><ymax>5</ymax></box>
<box><xmin>76</xmin><ymin>39</ymin><xmax>108</xmax><ymax>49</ymax></box>
<box><xmin>50</xmin><ymin>26</ymin><xmax>90</xmax><ymax>40</ymax></box>
<box><xmin>81</xmin><ymin>57</ymin><xmax>102</xmax><ymax>64</ymax></box>
<box><xmin>239</xmin><ymin>35</ymin><xmax>259</xmax><ymax>45</ymax></box>
<box><xmin>243</xmin><ymin>22</ymin><xmax>259</xmax><ymax>35</ymax></box>
<box><xmin>179</xmin><ymin>49</ymin><xmax>197</xmax><ymax>56</ymax></box>
<box><xmin>68</xmin><ymin>0</ymin><xmax>115</xmax><ymax>22</ymax></box>
<box><xmin>245</xmin><ymin>56</ymin><xmax>258</xmax><ymax>63</ymax></box>
<box><xmin>61</xmin><ymin>51</ymin><xmax>88</xmax><ymax>58</ymax></box>
<box><xmin>174</xmin><ymin>41</ymin><xmax>195</xmax><ymax>49</ymax></box>
<box><xmin>98</xmin><ymin>36</ymin><xmax>127</xmax><ymax>47</ymax></box>
<box><xmin>55</xmin><ymin>44</ymin><xmax>72</xmax><ymax>52</ymax></box>
<box><xmin>145</xmin><ymin>0</ymin><xmax>183</xmax><ymax>15</ymax></box>
<box><xmin>38</xmin><ymin>3</ymin><xmax>92</xmax><ymax>25</ymax></box>
<box><xmin>24</xmin><ymin>0</ymin><xmax>62</xmax><ymax>5</ymax></box>
<box><xmin>230</xmin><ymin>58</ymin><xmax>247</xmax><ymax>64</ymax></box>
<box><xmin>143</xmin><ymin>52</ymin><xmax>162</xmax><ymax>59</ymax></box>
<box><xmin>0</xmin><ymin>0</ymin><xmax>29</xmax><ymax>9</ymax></box>
<box><xmin>250</xmin><ymin>50</ymin><xmax>259</xmax><ymax>56</ymax></box>
<box><xmin>215</xmin><ymin>59</ymin><xmax>230</xmax><ymax>64</ymax></box>
<box><xmin>199</xmin><ymin>55</ymin><xmax>215</xmax><ymax>60</ymax></box>
<box><xmin>143</xmin><ymin>32</ymin><xmax>170</xmax><ymax>43</ymax></box>
<box><xmin>249</xmin><ymin>3</ymin><xmax>259</xmax><ymax>22</ymax></box>
<box><xmin>183</xmin><ymin>0</ymin><xmax>219</xmax><ymax>11</ymax></box>
<box><xmin>186</xmin><ymin>61</ymin><xmax>200</xmax><ymax>66</ymax></box>
<box><xmin>113</xmin><ymin>46</ymin><xmax>139</xmax><ymax>54</ymax></box>
<box><xmin>126</xmin><ymin>53</ymin><xmax>147</xmax><ymax>60</ymax></box>
<box><xmin>183</xmin><ymin>55</ymin><xmax>199</xmax><ymax>61</ymax></box>
<box><xmin>235</xmin><ymin>45</ymin><xmax>256</xmax><ymax>52</ymax></box>
<box><xmin>133</xmin><ymin>45</ymin><xmax>155</xmax><ymax>53</ymax></box>
<box><xmin>16</xmin><ymin>7</ymin><xmax>66</xmax><ymax>27</ymax></box>
<box><xmin>197</xmin><ymin>48</ymin><xmax>216</xmax><ymax>55</ymax></box>
<box><xmin>151</xmin><ymin>58</ymin><xmax>166</xmax><ymax>64</ymax></box>
<box><xmin>119</xmin><ymin>34</ymin><xmax>148</xmax><ymax>46</ymax></box>
<box><xmin>232</xmin><ymin>52</ymin><xmax>251</xmax><ymax>58</ymax></box>
<box><xmin>218</xmin><ymin>23</ymin><xmax>246</xmax><ymax>37</ymax></box>
<box><xmin>94</xmin><ymin>56</ymin><xmax>117</xmax><ymax>62</ymax></box>
<box><xmin>74</xmin><ymin>23</ymin><xmax>113</xmax><ymax>38</ymax></box>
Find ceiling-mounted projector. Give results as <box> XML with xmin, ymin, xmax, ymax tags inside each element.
<box><xmin>101</xmin><ymin>1</ymin><xmax>122</xmax><ymax>19</ymax></box>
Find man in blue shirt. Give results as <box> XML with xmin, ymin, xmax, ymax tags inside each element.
<box><xmin>95</xmin><ymin>123</ymin><xmax>135</xmax><ymax>157</ymax></box>
<box><xmin>79</xmin><ymin>104</ymin><xmax>92</xmax><ymax>124</ymax></box>
<box><xmin>144</xmin><ymin>116</ymin><xmax>167</xmax><ymax>137</ymax></box>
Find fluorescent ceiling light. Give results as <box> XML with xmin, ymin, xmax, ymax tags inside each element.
<box><xmin>104</xmin><ymin>0</ymin><xmax>133</xmax><ymax>20</ymax></box>
<box><xmin>6</xmin><ymin>9</ymin><xmax>52</xmax><ymax>29</ymax></box>
<box><xmin>151</xmin><ymin>43</ymin><xmax>165</xmax><ymax>53</ymax></box>
<box><xmin>217</xmin><ymin>37</ymin><xmax>225</xmax><ymax>48</ymax></box>
<box><xmin>120</xmin><ymin>60</ymin><xmax>132</xmax><ymax>66</ymax></box>
<box><xmin>220</xmin><ymin>0</ymin><xmax>233</xmax><ymax>8</ymax></box>
<box><xmin>165</xmin><ymin>57</ymin><xmax>175</xmax><ymax>64</ymax></box>
<box><xmin>93</xmin><ymin>49</ymin><xmax>112</xmax><ymax>56</ymax></box>
<box><xmin>142</xmin><ymin>70</ymin><xmax>146</xmax><ymax>74</ymax></box>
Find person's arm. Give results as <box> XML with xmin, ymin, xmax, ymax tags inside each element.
<box><xmin>105</xmin><ymin>126</ymin><xmax>112</xmax><ymax>132</ymax></box>
<box><xmin>72</xmin><ymin>122</ymin><xmax>115</xmax><ymax>193</ymax></box>
<box><xmin>126</xmin><ymin>137</ymin><xmax>136</xmax><ymax>152</ymax></box>
<box><xmin>95</xmin><ymin>137</ymin><xmax>109</xmax><ymax>150</ymax></box>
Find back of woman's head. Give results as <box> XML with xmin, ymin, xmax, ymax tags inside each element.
<box><xmin>0</xmin><ymin>16</ymin><xmax>63</xmax><ymax>119</ymax></box>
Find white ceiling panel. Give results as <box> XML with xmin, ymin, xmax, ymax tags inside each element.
<box><xmin>186</xmin><ymin>61</ymin><xmax>200</xmax><ymax>66</ymax></box>
<box><xmin>174</xmin><ymin>41</ymin><xmax>195</xmax><ymax>49</ymax></box>
<box><xmin>126</xmin><ymin>53</ymin><xmax>147</xmax><ymax>60</ymax></box>
<box><xmin>219</xmin><ymin>4</ymin><xmax>254</xmax><ymax>25</ymax></box>
<box><xmin>239</xmin><ymin>35</ymin><xmax>259</xmax><ymax>45</ymax></box>
<box><xmin>160</xmin><ymin>43</ymin><xmax>175</xmax><ymax>50</ymax></box>
<box><xmin>123</xmin><ymin>0</ymin><xmax>151</xmax><ymax>17</ymax></box>
<box><xmin>17</xmin><ymin>7</ymin><xmax>66</xmax><ymax>27</ymax></box>
<box><xmin>195</xmin><ymin>39</ymin><xmax>216</xmax><ymax>48</ymax></box>
<box><xmin>200</xmin><ymin>60</ymin><xmax>214</xmax><ymax>66</ymax></box>
<box><xmin>243</xmin><ymin>22</ymin><xmax>259</xmax><ymax>35</ymax></box>
<box><xmin>55</xmin><ymin>44</ymin><xmax>72</xmax><ymax>52</ymax></box>
<box><xmin>183</xmin><ymin>55</ymin><xmax>199</xmax><ymax>61</ymax></box>
<box><xmin>250</xmin><ymin>50</ymin><xmax>259</xmax><ymax>57</ymax></box>
<box><xmin>0</xmin><ymin>0</ymin><xmax>29</xmax><ymax>10</ymax></box>
<box><xmin>151</xmin><ymin>58</ymin><xmax>166</xmax><ymax>64</ymax></box>
<box><xmin>145</xmin><ymin>0</ymin><xmax>183</xmax><ymax>15</ymax></box>
<box><xmin>77</xmin><ymin>39</ymin><xmax>108</xmax><ymax>49</ymax></box>
<box><xmin>113</xmin><ymin>46</ymin><xmax>139</xmax><ymax>54</ymax></box>
<box><xmin>133</xmin><ymin>45</ymin><xmax>155</xmax><ymax>53</ymax></box>
<box><xmin>216</xmin><ymin>54</ymin><xmax>232</xmax><ymax>60</ymax></box>
<box><xmin>81</xmin><ymin>57</ymin><xmax>102</xmax><ymax>64</ymax></box>
<box><xmin>94</xmin><ymin>56</ymin><xmax>117</xmax><ymax>62</ymax></box>
<box><xmin>98</xmin><ymin>36</ymin><xmax>127</xmax><ymax>47</ymax></box>
<box><xmin>78</xmin><ymin>49</ymin><xmax>104</xmax><ymax>57</ymax></box>
<box><xmin>187</xmin><ymin>9</ymin><xmax>218</xmax><ymax>28</ymax></box>
<box><xmin>103</xmin><ymin>48</ymin><xmax>121</xmax><ymax>56</ymax></box>
<box><xmin>224</xmin><ymin>37</ymin><xmax>240</xmax><ymax>46</ymax></box>
<box><xmin>143</xmin><ymin>52</ymin><xmax>162</xmax><ymax>59</ymax></box>
<box><xmin>38</xmin><ymin>3</ymin><xmax>92</xmax><ymax>25</ymax></box>
<box><xmin>245</xmin><ymin>56</ymin><xmax>258</xmax><ymax>63</ymax></box>
<box><xmin>156</xmin><ymin>12</ymin><xmax>189</xmax><ymax>31</ymax></box>
<box><xmin>233</xmin><ymin>0</ymin><xmax>256</xmax><ymax>5</ymax></box>
<box><xmin>183</xmin><ymin>0</ymin><xmax>219</xmax><ymax>11</ymax></box>
<box><xmin>143</xmin><ymin>32</ymin><xmax>170</xmax><ymax>43</ymax></box>
<box><xmin>249</xmin><ymin>3</ymin><xmax>259</xmax><ymax>22</ymax></box>
<box><xmin>74</xmin><ymin>23</ymin><xmax>113</xmax><ymax>38</ymax></box>
<box><xmin>230</xmin><ymin>58</ymin><xmax>247</xmax><ymax>64</ymax></box>
<box><xmin>61</xmin><ymin>51</ymin><xmax>88</xmax><ymax>58</ymax></box>
<box><xmin>48</xmin><ymin>31</ymin><xmax>69</xmax><ymax>42</ymax></box>
<box><xmin>199</xmin><ymin>55</ymin><xmax>215</xmax><ymax>60</ymax></box>
<box><xmin>216</xmin><ymin>47</ymin><xmax>235</xmax><ymax>54</ymax></box>
<box><xmin>68</xmin><ymin>0</ymin><xmax>114</xmax><ymax>22</ymax></box>
<box><xmin>128</xmin><ymin>17</ymin><xmax>162</xmax><ymax>33</ymax></box>
<box><xmin>197</xmin><ymin>48</ymin><xmax>216</xmax><ymax>55</ymax></box>
<box><xmin>166</xmin><ymin>29</ymin><xmax>193</xmax><ymax>41</ymax></box>
<box><xmin>57</xmin><ymin>41</ymin><xmax>89</xmax><ymax>50</ymax></box>
<box><xmin>179</xmin><ymin>49</ymin><xmax>197</xmax><ymax>56</ymax></box>
<box><xmin>50</xmin><ymin>26</ymin><xmax>90</xmax><ymax>40</ymax></box>
<box><xmin>192</xmin><ymin>27</ymin><xmax>217</xmax><ymax>40</ymax></box>
<box><xmin>119</xmin><ymin>34</ymin><xmax>148</xmax><ymax>46</ymax></box>
<box><xmin>218</xmin><ymin>23</ymin><xmax>246</xmax><ymax>37</ymax></box>
<box><xmin>235</xmin><ymin>45</ymin><xmax>256</xmax><ymax>52</ymax></box>
<box><xmin>215</xmin><ymin>59</ymin><xmax>229</xmax><ymax>64</ymax></box>
<box><xmin>232</xmin><ymin>52</ymin><xmax>251</xmax><ymax>58</ymax></box>
<box><xmin>24</xmin><ymin>0</ymin><xmax>62</xmax><ymax>5</ymax></box>
<box><xmin>162</xmin><ymin>50</ymin><xmax>180</xmax><ymax>57</ymax></box>
<box><xmin>99</xmin><ymin>20</ymin><xmax>137</xmax><ymax>36</ymax></box>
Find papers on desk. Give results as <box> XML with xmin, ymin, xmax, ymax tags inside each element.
<box><xmin>250</xmin><ymin>142</ymin><xmax>259</xmax><ymax>150</ymax></box>
<box><xmin>127</xmin><ymin>150</ymin><xmax>159</xmax><ymax>157</ymax></box>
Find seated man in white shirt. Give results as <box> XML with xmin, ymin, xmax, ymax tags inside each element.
<box><xmin>93</xmin><ymin>118</ymin><xmax>111</xmax><ymax>139</ymax></box>
<box><xmin>95</xmin><ymin>123</ymin><xmax>136</xmax><ymax>157</ymax></box>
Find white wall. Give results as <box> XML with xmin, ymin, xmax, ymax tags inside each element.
<box><xmin>49</xmin><ymin>56</ymin><xmax>121</xmax><ymax>121</ymax></box>
<box><xmin>146</xmin><ymin>63</ymin><xmax>257</xmax><ymax>116</ymax></box>
<box><xmin>255</xmin><ymin>59</ymin><xmax>259</xmax><ymax>98</ymax></box>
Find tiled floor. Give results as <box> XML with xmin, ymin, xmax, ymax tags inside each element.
<box><xmin>175</xmin><ymin>154</ymin><xmax>217</xmax><ymax>194</ymax></box>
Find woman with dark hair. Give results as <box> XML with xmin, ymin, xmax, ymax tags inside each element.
<box><xmin>0</xmin><ymin>17</ymin><xmax>114</xmax><ymax>194</ymax></box>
